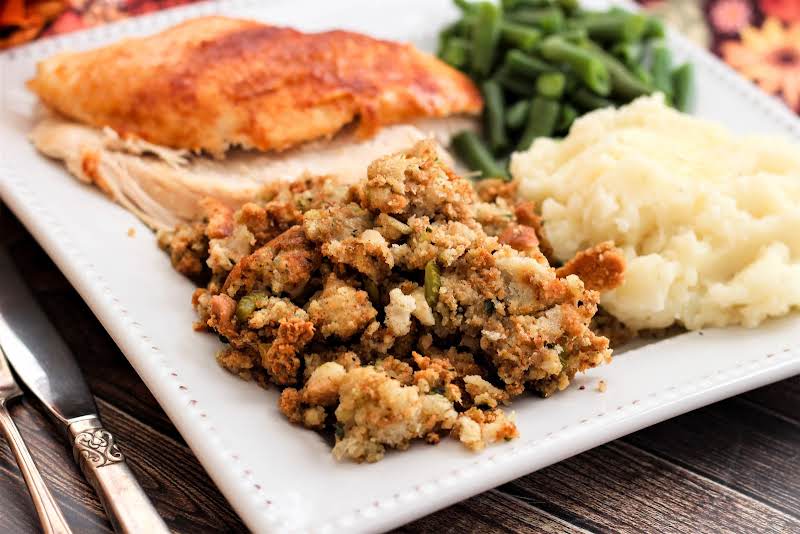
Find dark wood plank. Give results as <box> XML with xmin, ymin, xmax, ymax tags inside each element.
<box><xmin>740</xmin><ymin>374</ymin><xmax>800</xmax><ymax>424</ymax></box>
<box><xmin>0</xmin><ymin>462</ymin><xmax>53</xmax><ymax>532</ymax></box>
<box><xmin>398</xmin><ymin>489</ymin><xmax>587</xmax><ymax>534</ymax></box>
<box><xmin>623</xmin><ymin>388</ymin><xmax>800</xmax><ymax>517</ymax></box>
<box><xmin>500</xmin><ymin>440</ymin><xmax>799</xmax><ymax>533</ymax></box>
<box><xmin>0</xmin><ymin>460</ymin><xmax>112</xmax><ymax>534</ymax></box>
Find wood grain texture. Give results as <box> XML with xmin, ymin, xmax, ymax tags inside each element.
<box><xmin>500</xmin><ymin>440</ymin><xmax>799</xmax><ymax>534</ymax></box>
<box><xmin>623</xmin><ymin>395</ymin><xmax>800</xmax><ymax>518</ymax></box>
<box><xmin>741</xmin><ymin>375</ymin><xmax>800</xmax><ymax>424</ymax></box>
<box><xmin>398</xmin><ymin>489</ymin><xmax>590</xmax><ymax>533</ymax></box>
<box><xmin>1</xmin><ymin>204</ymin><xmax>798</xmax><ymax>534</ymax></box>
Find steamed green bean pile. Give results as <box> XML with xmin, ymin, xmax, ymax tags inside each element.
<box><xmin>439</xmin><ymin>0</ymin><xmax>693</xmax><ymax>178</ymax></box>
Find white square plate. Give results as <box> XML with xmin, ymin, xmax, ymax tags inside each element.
<box><xmin>1</xmin><ymin>1</ymin><xmax>799</xmax><ymax>532</ymax></box>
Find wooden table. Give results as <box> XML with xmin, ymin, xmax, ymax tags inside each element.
<box><xmin>1</xmin><ymin>205</ymin><xmax>798</xmax><ymax>533</ymax></box>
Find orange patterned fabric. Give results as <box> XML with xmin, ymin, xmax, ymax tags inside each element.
<box><xmin>0</xmin><ymin>0</ymin><xmax>200</xmax><ymax>48</ymax></box>
<box><xmin>40</xmin><ymin>0</ymin><xmax>200</xmax><ymax>37</ymax></box>
<box><xmin>0</xmin><ymin>0</ymin><xmax>67</xmax><ymax>48</ymax></box>
<box><xmin>638</xmin><ymin>0</ymin><xmax>800</xmax><ymax>113</ymax></box>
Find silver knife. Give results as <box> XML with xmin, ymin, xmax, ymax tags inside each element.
<box><xmin>0</xmin><ymin>250</ymin><xmax>170</xmax><ymax>534</ymax></box>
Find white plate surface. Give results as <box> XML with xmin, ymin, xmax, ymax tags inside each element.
<box><xmin>1</xmin><ymin>1</ymin><xmax>799</xmax><ymax>532</ymax></box>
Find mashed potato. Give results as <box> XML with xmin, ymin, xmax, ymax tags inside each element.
<box><xmin>511</xmin><ymin>95</ymin><xmax>800</xmax><ymax>330</ymax></box>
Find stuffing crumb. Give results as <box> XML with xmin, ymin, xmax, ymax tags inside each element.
<box><xmin>307</xmin><ymin>274</ymin><xmax>376</xmax><ymax>338</ymax></box>
<box><xmin>454</xmin><ymin>407</ymin><xmax>519</xmax><ymax>451</ymax></box>
<box><xmin>127</xmin><ymin>227</ymin><xmax>136</xmax><ymax>237</ymax></box>
<box><xmin>597</xmin><ymin>379</ymin><xmax>607</xmax><ymax>393</ymax></box>
<box><xmin>384</xmin><ymin>288</ymin><xmax>417</xmax><ymax>336</ymax></box>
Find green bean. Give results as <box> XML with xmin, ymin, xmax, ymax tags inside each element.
<box><xmin>482</xmin><ymin>80</ymin><xmax>509</xmax><ymax>152</ymax></box>
<box><xmin>575</xmin><ymin>11</ymin><xmax>647</xmax><ymax>42</ymax></box>
<box><xmin>454</xmin><ymin>0</ymin><xmax>478</xmax><ymax>13</ymax></box>
<box><xmin>438</xmin><ymin>16</ymin><xmax>473</xmax><ymax>58</ymax></box>
<box><xmin>557</xmin><ymin>27</ymin><xmax>588</xmax><ymax>44</ymax></box>
<box><xmin>471</xmin><ymin>2</ymin><xmax>503</xmax><ymax>78</ymax></box>
<box><xmin>571</xmin><ymin>7</ymin><xmax>593</xmax><ymax>18</ymax></box>
<box><xmin>440</xmin><ymin>37</ymin><xmax>470</xmax><ymax>68</ymax></box>
<box><xmin>506</xmin><ymin>100</ymin><xmax>530</xmax><ymax>129</ymax></box>
<box><xmin>537</xmin><ymin>71</ymin><xmax>566</xmax><ymax>98</ymax></box>
<box><xmin>517</xmin><ymin>97</ymin><xmax>560</xmax><ymax>150</ymax></box>
<box><xmin>424</xmin><ymin>260</ymin><xmax>442</xmax><ymax>308</ymax></box>
<box><xmin>363</xmin><ymin>277</ymin><xmax>380</xmax><ymax>306</ymax></box>
<box><xmin>505</xmin><ymin>49</ymin><xmax>552</xmax><ymax>79</ymax></box>
<box><xmin>539</xmin><ymin>35</ymin><xmax>611</xmax><ymax>95</ymax></box>
<box><xmin>451</xmin><ymin>130</ymin><xmax>508</xmax><ymax>179</ymax></box>
<box><xmin>671</xmin><ymin>62</ymin><xmax>693</xmax><ymax>111</ymax></box>
<box><xmin>495</xmin><ymin>65</ymin><xmax>537</xmax><ymax>95</ymax></box>
<box><xmin>571</xmin><ymin>88</ymin><xmax>615</xmax><ymax>111</ymax></box>
<box><xmin>644</xmin><ymin>17</ymin><xmax>666</xmax><ymax>38</ymax></box>
<box><xmin>611</xmin><ymin>41</ymin><xmax>642</xmax><ymax>66</ymax></box>
<box><xmin>235</xmin><ymin>292</ymin><xmax>267</xmax><ymax>323</ymax></box>
<box><xmin>562</xmin><ymin>71</ymin><xmax>578</xmax><ymax>92</ymax></box>
<box><xmin>440</xmin><ymin>17</ymin><xmax>471</xmax><ymax>41</ymax></box>
<box><xmin>557</xmin><ymin>0</ymin><xmax>579</xmax><ymax>13</ymax></box>
<box><xmin>502</xmin><ymin>0</ymin><xmax>555</xmax><ymax>8</ymax></box>
<box><xmin>507</xmin><ymin>7</ymin><xmax>565</xmax><ymax>33</ymax></box>
<box><xmin>501</xmin><ymin>21</ymin><xmax>542</xmax><ymax>52</ymax></box>
<box><xmin>630</xmin><ymin>62</ymin><xmax>652</xmax><ymax>85</ymax></box>
<box><xmin>437</xmin><ymin>4</ymin><xmax>690</xmax><ymax>164</ymax></box>
<box><xmin>651</xmin><ymin>42</ymin><xmax>674</xmax><ymax>101</ymax></box>
<box><xmin>586</xmin><ymin>42</ymin><xmax>653</xmax><ymax>100</ymax></box>
<box><xmin>557</xmin><ymin>103</ymin><xmax>578</xmax><ymax>132</ymax></box>
<box><xmin>438</xmin><ymin>21</ymin><xmax>458</xmax><ymax>56</ymax></box>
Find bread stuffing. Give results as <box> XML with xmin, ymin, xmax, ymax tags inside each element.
<box><xmin>161</xmin><ymin>140</ymin><xmax>617</xmax><ymax>462</ymax></box>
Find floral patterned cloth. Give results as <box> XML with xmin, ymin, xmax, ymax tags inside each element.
<box><xmin>638</xmin><ymin>0</ymin><xmax>800</xmax><ymax>113</ymax></box>
<box><xmin>39</xmin><ymin>0</ymin><xmax>199</xmax><ymax>36</ymax></box>
<box><xmin>3</xmin><ymin>0</ymin><xmax>800</xmax><ymax>114</ymax></box>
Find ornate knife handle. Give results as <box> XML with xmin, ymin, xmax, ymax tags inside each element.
<box><xmin>68</xmin><ymin>417</ymin><xmax>170</xmax><ymax>534</ymax></box>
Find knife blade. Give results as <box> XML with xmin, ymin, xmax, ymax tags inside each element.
<box><xmin>0</xmin><ymin>254</ymin><xmax>96</xmax><ymax>423</ymax></box>
<box><xmin>0</xmin><ymin>250</ymin><xmax>169</xmax><ymax>534</ymax></box>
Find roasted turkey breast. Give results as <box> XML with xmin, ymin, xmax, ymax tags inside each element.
<box><xmin>28</xmin><ymin>16</ymin><xmax>482</xmax><ymax>156</ymax></box>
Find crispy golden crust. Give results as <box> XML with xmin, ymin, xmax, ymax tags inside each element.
<box><xmin>557</xmin><ymin>241</ymin><xmax>626</xmax><ymax>292</ymax></box>
<box><xmin>28</xmin><ymin>16</ymin><xmax>482</xmax><ymax>156</ymax></box>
